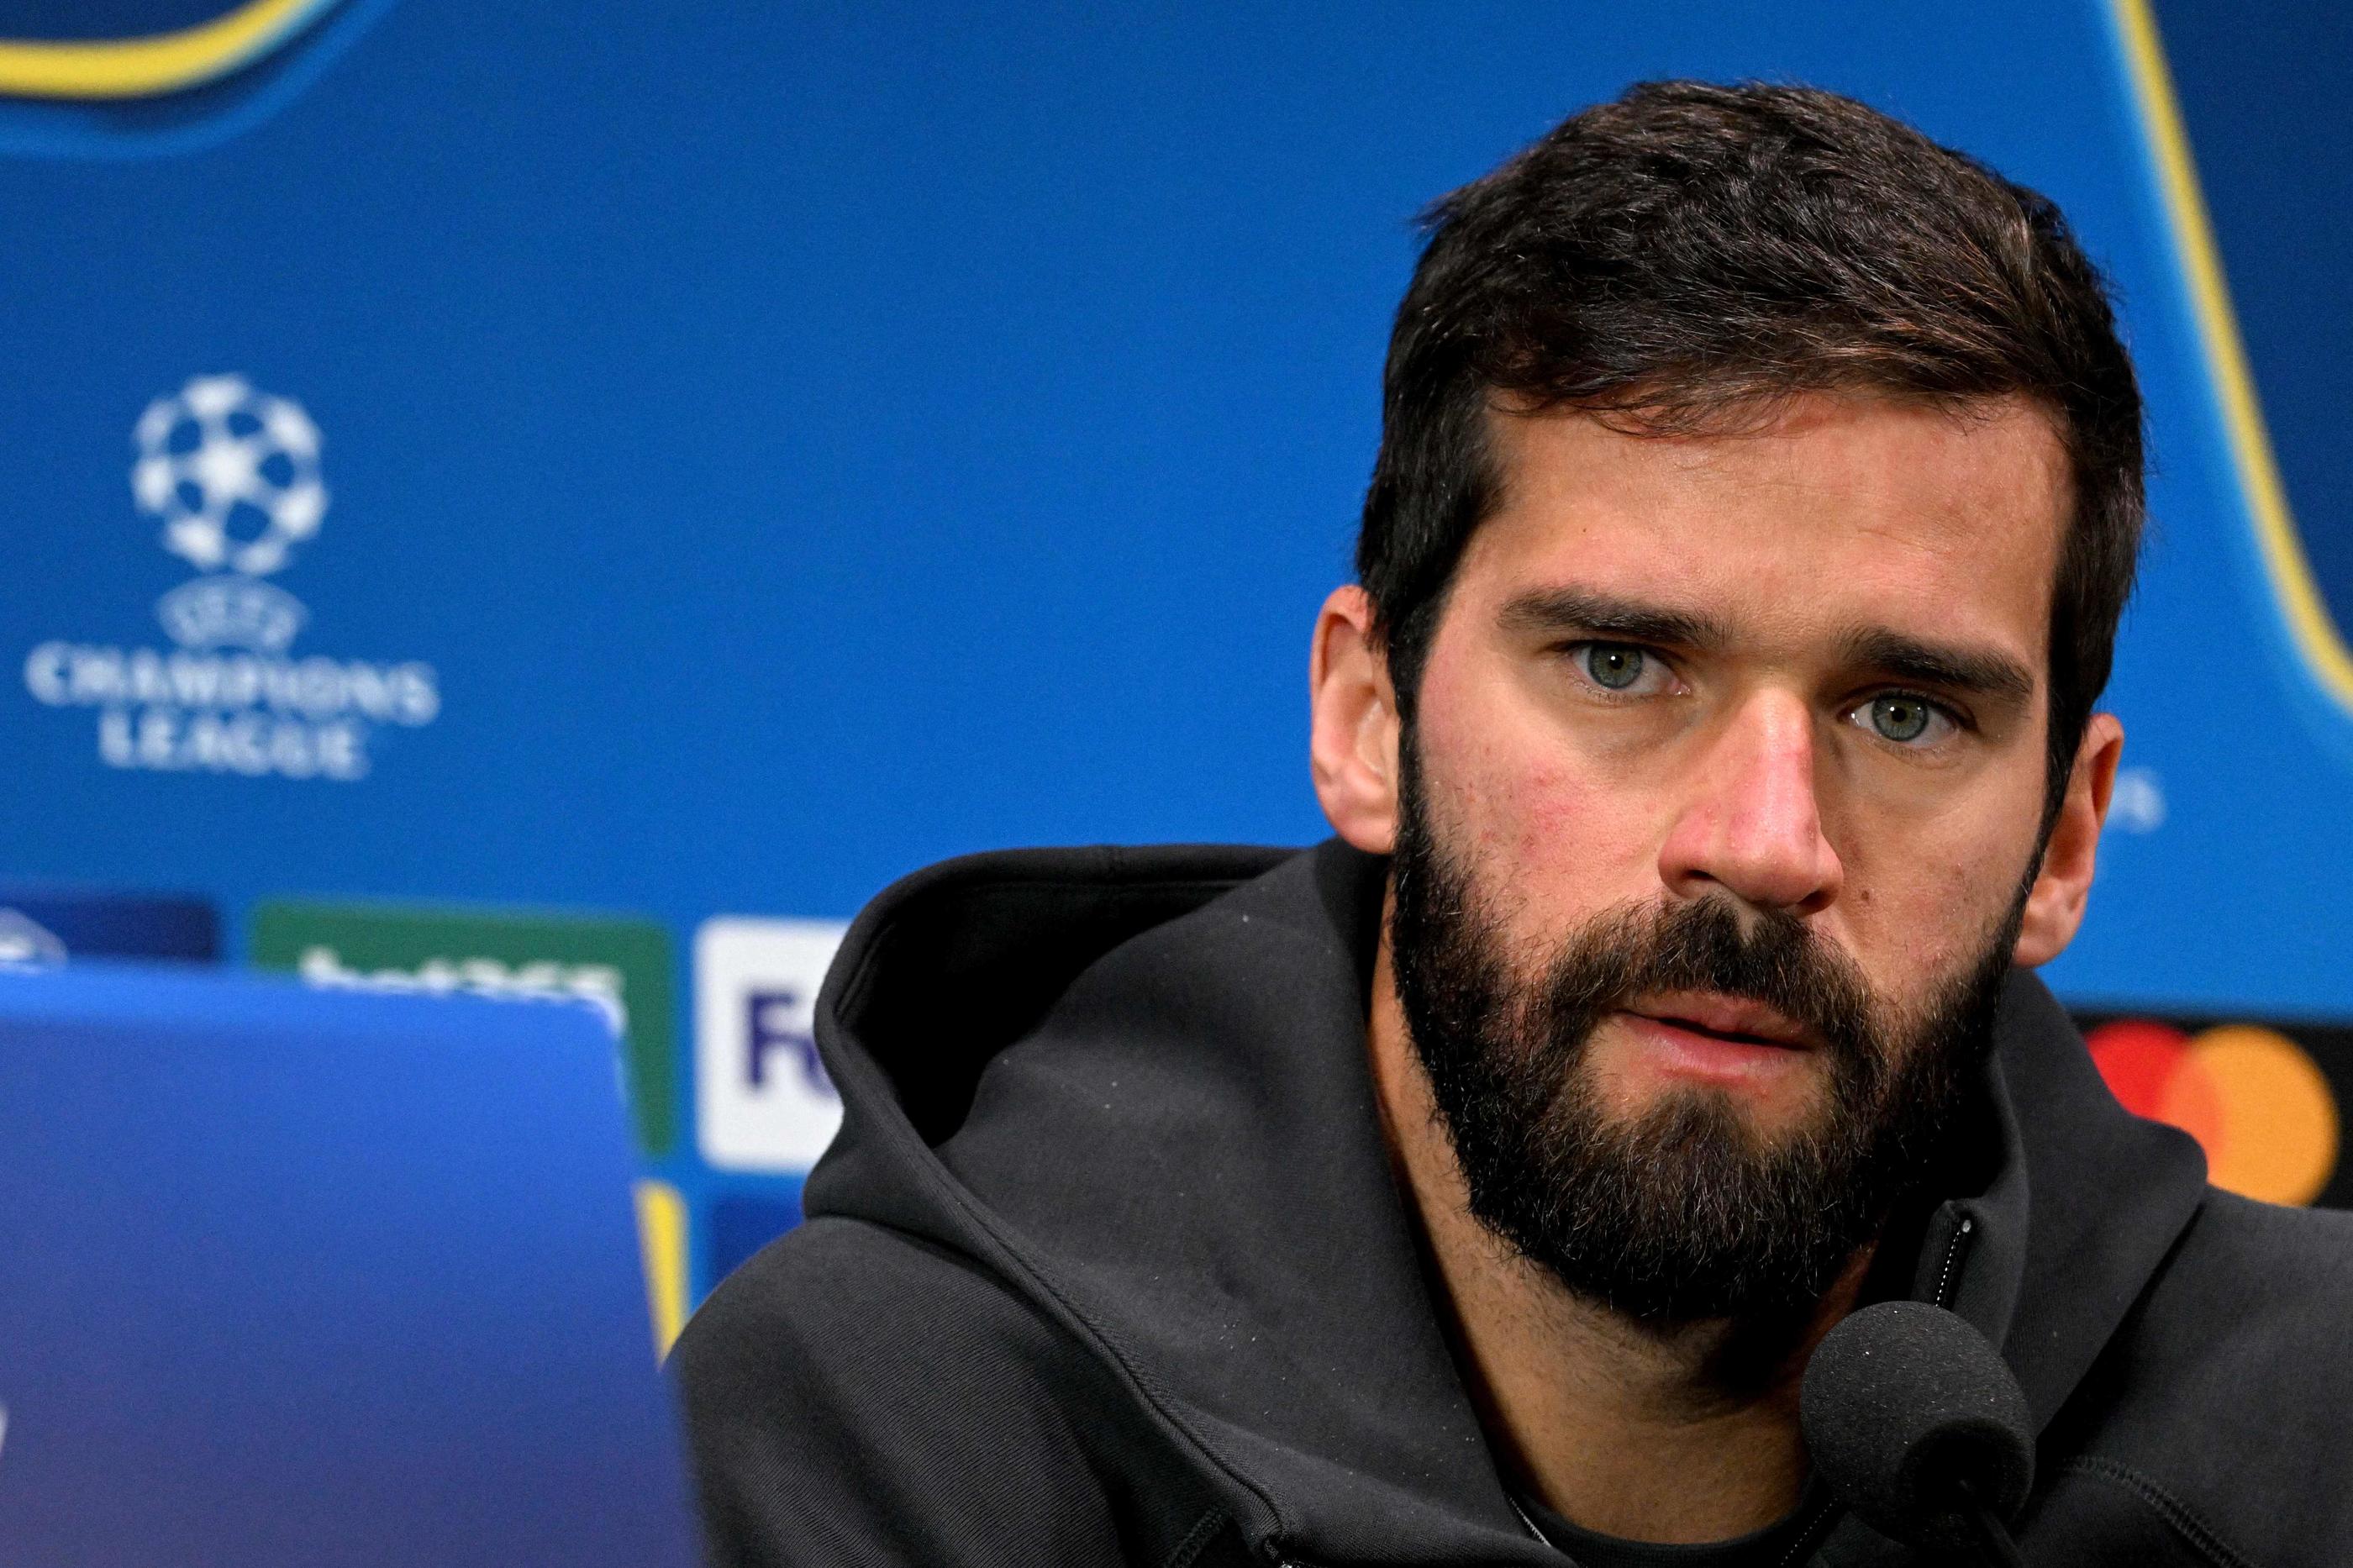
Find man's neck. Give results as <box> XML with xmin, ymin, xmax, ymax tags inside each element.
<box><xmin>1365</xmin><ymin>932</ymin><xmax>1869</xmax><ymax>1546</ymax></box>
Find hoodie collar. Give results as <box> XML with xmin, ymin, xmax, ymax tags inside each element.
<box><xmin>1924</xmin><ymin>974</ymin><xmax>2208</xmax><ymax>1429</ymax></box>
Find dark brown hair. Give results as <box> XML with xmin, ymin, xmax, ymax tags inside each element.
<box><xmin>1358</xmin><ymin>81</ymin><xmax>2144</xmax><ymax>809</ymax></box>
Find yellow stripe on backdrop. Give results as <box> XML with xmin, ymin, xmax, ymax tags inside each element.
<box><xmin>2110</xmin><ymin>0</ymin><xmax>2353</xmax><ymax>714</ymax></box>
<box><xmin>634</xmin><ymin>1180</ymin><xmax>691</xmax><ymax>1359</ymax></box>
<box><xmin>0</xmin><ymin>0</ymin><xmax>334</xmax><ymax>100</ymax></box>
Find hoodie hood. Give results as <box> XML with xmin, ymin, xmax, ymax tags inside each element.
<box><xmin>802</xmin><ymin>840</ymin><xmax>2211</xmax><ymax>1566</ymax></box>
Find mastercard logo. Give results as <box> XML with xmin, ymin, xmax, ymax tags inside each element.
<box><xmin>2085</xmin><ymin>1018</ymin><xmax>2342</xmax><ymax>1206</ymax></box>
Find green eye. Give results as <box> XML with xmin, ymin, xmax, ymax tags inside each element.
<box><xmin>1585</xmin><ymin>644</ymin><xmax>1645</xmax><ymax>691</ymax></box>
<box><xmin>1870</xmin><ymin>693</ymin><xmax>1934</xmax><ymax>743</ymax></box>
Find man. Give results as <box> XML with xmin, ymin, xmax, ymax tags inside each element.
<box><xmin>676</xmin><ymin>82</ymin><xmax>2353</xmax><ymax>1566</ymax></box>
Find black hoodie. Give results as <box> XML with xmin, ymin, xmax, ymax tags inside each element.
<box><xmin>674</xmin><ymin>841</ymin><xmax>2353</xmax><ymax>1567</ymax></box>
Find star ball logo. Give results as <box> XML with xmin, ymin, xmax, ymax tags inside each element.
<box><xmin>141</xmin><ymin>375</ymin><xmax>324</xmax><ymax>565</ymax></box>
<box><xmin>21</xmin><ymin>374</ymin><xmax>440</xmax><ymax>781</ymax></box>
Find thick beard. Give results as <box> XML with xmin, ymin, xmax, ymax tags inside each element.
<box><xmin>1388</xmin><ymin>736</ymin><xmax>2027</xmax><ymax>1329</ymax></box>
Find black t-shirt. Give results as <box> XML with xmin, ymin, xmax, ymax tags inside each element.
<box><xmin>1513</xmin><ymin>1486</ymin><xmax>1829</xmax><ymax>1568</ymax></box>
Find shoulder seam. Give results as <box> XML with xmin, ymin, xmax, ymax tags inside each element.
<box><xmin>2061</xmin><ymin>1455</ymin><xmax>2261</xmax><ymax>1568</ymax></box>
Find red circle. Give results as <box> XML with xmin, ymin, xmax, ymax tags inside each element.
<box><xmin>2087</xmin><ymin>1018</ymin><xmax>2193</xmax><ymax>1120</ymax></box>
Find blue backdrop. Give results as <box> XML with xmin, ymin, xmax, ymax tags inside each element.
<box><xmin>1</xmin><ymin>0</ymin><xmax>2345</xmax><ymax>1312</ymax></box>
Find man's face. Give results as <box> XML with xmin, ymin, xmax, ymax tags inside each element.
<box><xmin>1385</xmin><ymin>392</ymin><xmax>2071</xmax><ymax>1320</ymax></box>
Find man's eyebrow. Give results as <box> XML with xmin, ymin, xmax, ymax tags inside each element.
<box><xmin>1842</xmin><ymin>627</ymin><xmax>2036</xmax><ymax>704</ymax></box>
<box><xmin>1495</xmin><ymin>587</ymin><xmax>1727</xmax><ymax>650</ymax></box>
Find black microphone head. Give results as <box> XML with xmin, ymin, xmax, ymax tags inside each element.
<box><xmin>1799</xmin><ymin>1300</ymin><xmax>2034</xmax><ymax>1550</ymax></box>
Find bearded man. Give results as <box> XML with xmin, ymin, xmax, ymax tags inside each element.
<box><xmin>675</xmin><ymin>82</ymin><xmax>2353</xmax><ymax>1567</ymax></box>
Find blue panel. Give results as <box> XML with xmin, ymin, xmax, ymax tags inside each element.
<box><xmin>0</xmin><ymin>0</ymin><xmax>2175</xmax><ymax>915</ymax></box>
<box><xmin>0</xmin><ymin>965</ymin><xmax>702</xmax><ymax>1565</ymax></box>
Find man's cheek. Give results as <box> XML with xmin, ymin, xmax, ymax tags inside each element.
<box><xmin>1850</xmin><ymin>876</ymin><xmax>1994</xmax><ymax>1002</ymax></box>
<box><xmin>1496</xmin><ymin>755</ymin><xmax>1647</xmax><ymax>879</ymax></box>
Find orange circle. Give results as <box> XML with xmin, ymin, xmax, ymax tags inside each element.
<box><xmin>2153</xmin><ymin>1047</ymin><xmax>2227</xmax><ymax>1155</ymax></box>
<box><xmin>2189</xmin><ymin>1025</ymin><xmax>2339</xmax><ymax>1206</ymax></box>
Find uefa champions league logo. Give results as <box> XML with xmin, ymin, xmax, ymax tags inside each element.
<box><xmin>18</xmin><ymin>371</ymin><xmax>441</xmax><ymax>781</ymax></box>
<box><xmin>139</xmin><ymin>374</ymin><xmax>325</xmax><ymax>654</ymax></box>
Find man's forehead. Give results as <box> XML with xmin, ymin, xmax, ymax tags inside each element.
<box><xmin>1461</xmin><ymin>392</ymin><xmax>2069</xmax><ymax>666</ymax></box>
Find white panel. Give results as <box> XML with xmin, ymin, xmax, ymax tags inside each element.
<box><xmin>694</xmin><ymin>917</ymin><xmax>848</xmax><ymax>1173</ymax></box>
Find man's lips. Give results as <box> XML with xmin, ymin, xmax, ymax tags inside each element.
<box><xmin>1622</xmin><ymin>990</ymin><xmax>1819</xmax><ymax>1051</ymax></box>
<box><xmin>1609</xmin><ymin>995</ymin><xmax>1824</xmax><ymax>1095</ymax></box>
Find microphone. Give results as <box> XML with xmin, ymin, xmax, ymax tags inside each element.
<box><xmin>1798</xmin><ymin>1301</ymin><xmax>2035</xmax><ymax>1567</ymax></box>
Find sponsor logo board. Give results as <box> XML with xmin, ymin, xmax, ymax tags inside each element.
<box><xmin>694</xmin><ymin>918</ymin><xmax>845</xmax><ymax>1173</ymax></box>
<box><xmin>250</xmin><ymin>899</ymin><xmax>677</xmax><ymax>1155</ymax></box>
<box><xmin>0</xmin><ymin>886</ymin><xmax>218</xmax><ymax>962</ymax></box>
<box><xmin>21</xmin><ymin>374</ymin><xmax>440</xmax><ymax>782</ymax></box>
<box><xmin>2079</xmin><ymin>1010</ymin><xmax>2347</xmax><ymax>1207</ymax></box>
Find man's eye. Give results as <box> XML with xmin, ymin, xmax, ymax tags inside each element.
<box><xmin>1856</xmin><ymin>692</ymin><xmax>1954</xmax><ymax>745</ymax></box>
<box><xmin>1582</xmin><ymin>643</ymin><xmax>1650</xmax><ymax>692</ymax></box>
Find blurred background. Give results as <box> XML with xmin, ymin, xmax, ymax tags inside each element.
<box><xmin>0</xmin><ymin>0</ymin><xmax>2346</xmax><ymax>1342</ymax></box>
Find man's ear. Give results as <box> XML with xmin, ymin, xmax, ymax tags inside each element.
<box><xmin>2013</xmin><ymin>712</ymin><xmax>2124</xmax><ymax>967</ymax></box>
<box><xmin>1309</xmin><ymin>586</ymin><xmax>1403</xmax><ymax>854</ymax></box>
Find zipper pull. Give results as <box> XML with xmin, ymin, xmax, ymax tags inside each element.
<box><xmin>1934</xmin><ymin>1213</ymin><xmax>1976</xmax><ymax>1308</ymax></box>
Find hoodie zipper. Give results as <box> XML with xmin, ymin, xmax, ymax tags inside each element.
<box><xmin>1768</xmin><ymin>1492</ymin><xmax>1843</xmax><ymax>1568</ymax></box>
<box><xmin>1760</xmin><ymin>1205</ymin><xmax>1977</xmax><ymax>1554</ymax></box>
<box><xmin>1933</xmin><ymin>1212</ymin><xmax>1977</xmax><ymax>1308</ymax></box>
<box><xmin>1767</xmin><ymin>1209</ymin><xmax>1978</xmax><ymax>1566</ymax></box>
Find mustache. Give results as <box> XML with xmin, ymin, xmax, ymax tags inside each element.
<box><xmin>1530</xmin><ymin>896</ymin><xmax>1882</xmax><ymax>1067</ymax></box>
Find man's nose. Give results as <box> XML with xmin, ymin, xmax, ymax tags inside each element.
<box><xmin>1656</xmin><ymin>689</ymin><xmax>1844</xmax><ymax>916</ymax></box>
